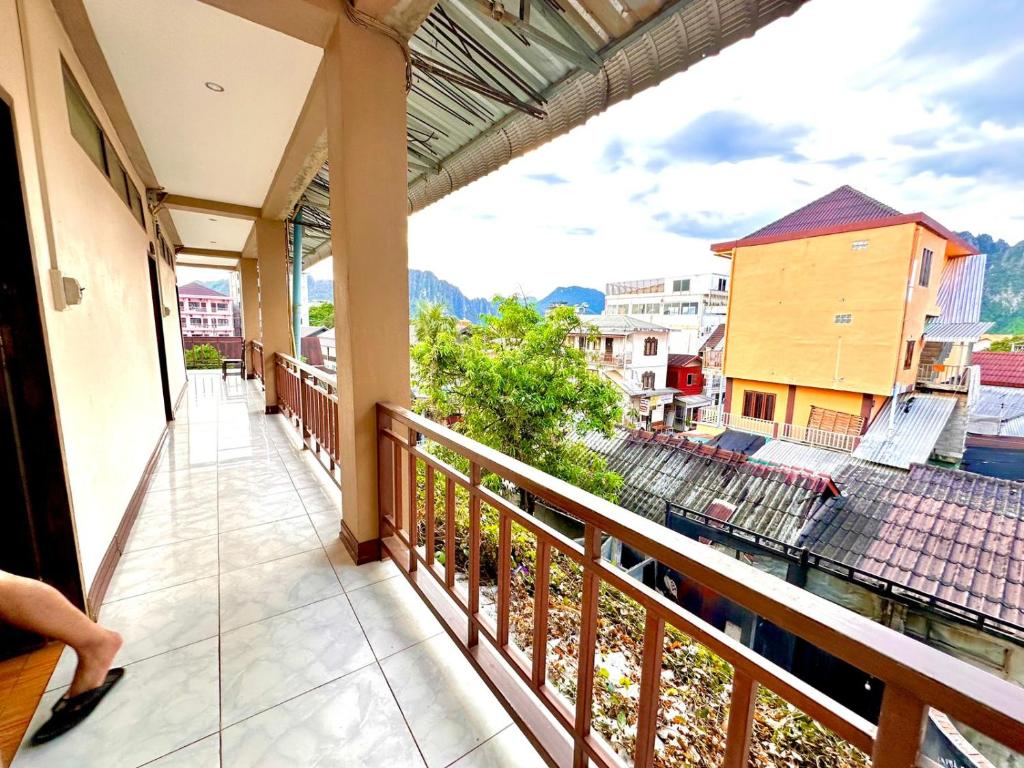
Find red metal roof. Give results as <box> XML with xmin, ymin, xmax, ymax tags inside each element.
<box><xmin>178</xmin><ymin>281</ymin><xmax>227</xmax><ymax>297</ymax></box>
<box><xmin>973</xmin><ymin>352</ymin><xmax>1024</xmax><ymax>388</ymax></box>
<box><xmin>667</xmin><ymin>353</ymin><xmax>699</xmax><ymax>368</ymax></box>
<box><xmin>710</xmin><ymin>185</ymin><xmax>976</xmax><ymax>256</ymax></box>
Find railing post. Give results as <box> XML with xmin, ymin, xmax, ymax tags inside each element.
<box><xmin>406</xmin><ymin>427</ymin><xmax>418</xmax><ymax>574</ymax></box>
<box><xmin>468</xmin><ymin>462</ymin><xmax>481</xmax><ymax>647</ymax></box>
<box><xmin>531</xmin><ymin>540</ymin><xmax>550</xmax><ymax>689</ymax></box>
<box><xmin>573</xmin><ymin>524</ymin><xmax>601</xmax><ymax>768</ymax></box>
<box><xmin>634</xmin><ymin>614</ymin><xmax>665</xmax><ymax>768</ymax></box>
<box><xmin>299</xmin><ymin>369</ymin><xmax>310</xmax><ymax>447</ymax></box>
<box><xmin>872</xmin><ymin>685</ymin><xmax>926</xmax><ymax>768</ymax></box>
<box><xmin>723</xmin><ymin>670</ymin><xmax>758</xmax><ymax>768</ymax></box>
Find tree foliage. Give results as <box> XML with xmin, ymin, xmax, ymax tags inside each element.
<box><xmin>989</xmin><ymin>335</ymin><xmax>1024</xmax><ymax>352</ymax></box>
<box><xmin>184</xmin><ymin>343</ymin><xmax>221</xmax><ymax>369</ymax></box>
<box><xmin>308</xmin><ymin>301</ymin><xmax>334</xmax><ymax>328</ymax></box>
<box><xmin>411</xmin><ymin>298</ymin><xmax>623</xmax><ymax>500</ymax></box>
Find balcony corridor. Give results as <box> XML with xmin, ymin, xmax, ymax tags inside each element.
<box><xmin>12</xmin><ymin>372</ymin><xmax>544</xmax><ymax>768</ymax></box>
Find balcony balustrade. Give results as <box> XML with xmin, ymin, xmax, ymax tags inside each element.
<box><xmin>916</xmin><ymin>363</ymin><xmax>973</xmax><ymax>392</ymax></box>
<box><xmin>374</xmin><ymin>402</ymin><xmax>1024</xmax><ymax>768</ymax></box>
<box><xmin>702</xmin><ymin>348</ymin><xmax>724</xmax><ymax>369</ymax></box>
<box><xmin>275</xmin><ymin>353</ymin><xmax>341</xmax><ymax>480</ymax></box>
<box><xmin>697</xmin><ymin>410</ymin><xmax>861</xmax><ymax>452</ymax></box>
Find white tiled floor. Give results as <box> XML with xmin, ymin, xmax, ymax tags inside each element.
<box><xmin>13</xmin><ymin>372</ymin><xmax>545</xmax><ymax>768</ymax></box>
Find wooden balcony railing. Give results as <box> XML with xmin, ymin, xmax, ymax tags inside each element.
<box><xmin>916</xmin><ymin>363</ymin><xmax>970</xmax><ymax>392</ymax></box>
<box><xmin>183</xmin><ymin>335</ymin><xmax>243</xmax><ymax>359</ymax></box>
<box><xmin>376</xmin><ymin>403</ymin><xmax>1024</xmax><ymax>768</ymax></box>
<box><xmin>250</xmin><ymin>340</ymin><xmax>264</xmax><ymax>384</ymax></box>
<box><xmin>275</xmin><ymin>353</ymin><xmax>340</xmax><ymax>476</ymax></box>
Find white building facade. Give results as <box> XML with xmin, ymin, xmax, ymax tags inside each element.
<box><xmin>603</xmin><ymin>272</ymin><xmax>729</xmax><ymax>354</ymax></box>
<box><xmin>571</xmin><ymin>316</ymin><xmax>677</xmax><ymax>429</ymax></box>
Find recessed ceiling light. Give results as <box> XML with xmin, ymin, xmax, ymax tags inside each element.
<box><xmin>205</xmin><ymin>81</ymin><xmax>225</xmax><ymax>93</ymax></box>
<box><xmin>208</xmin><ymin>217</ymin><xmax>217</xmax><ymax>222</ymax></box>
<box><xmin>210</xmin><ymin>241</ymin><xmax>217</xmax><ymax>245</ymax></box>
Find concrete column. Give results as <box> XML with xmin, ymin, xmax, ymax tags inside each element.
<box><xmin>239</xmin><ymin>258</ymin><xmax>261</xmax><ymax>378</ymax></box>
<box><xmin>325</xmin><ymin>13</ymin><xmax>410</xmax><ymax>562</ymax></box>
<box><xmin>254</xmin><ymin>218</ymin><xmax>291</xmax><ymax>411</ymax></box>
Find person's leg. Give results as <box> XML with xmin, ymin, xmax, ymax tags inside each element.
<box><xmin>0</xmin><ymin>570</ymin><xmax>122</xmax><ymax>697</ymax></box>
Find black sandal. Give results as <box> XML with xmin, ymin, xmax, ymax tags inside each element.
<box><xmin>31</xmin><ymin>668</ymin><xmax>125</xmax><ymax>745</ymax></box>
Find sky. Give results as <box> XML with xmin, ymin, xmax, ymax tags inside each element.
<box><xmin>314</xmin><ymin>0</ymin><xmax>1024</xmax><ymax>300</ymax></box>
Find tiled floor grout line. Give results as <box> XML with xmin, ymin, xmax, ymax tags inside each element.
<box><xmin>213</xmin><ymin>383</ymin><xmax>224</xmax><ymax>768</ymax></box>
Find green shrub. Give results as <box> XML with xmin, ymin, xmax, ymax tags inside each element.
<box><xmin>185</xmin><ymin>343</ymin><xmax>222</xmax><ymax>369</ymax></box>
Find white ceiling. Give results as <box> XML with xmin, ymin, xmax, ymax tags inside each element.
<box><xmin>85</xmin><ymin>0</ymin><xmax>321</xmax><ymax>216</ymax></box>
<box><xmin>170</xmin><ymin>209</ymin><xmax>253</xmax><ymax>251</ymax></box>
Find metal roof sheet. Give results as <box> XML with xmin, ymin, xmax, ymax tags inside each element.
<box><xmin>969</xmin><ymin>386</ymin><xmax>1024</xmax><ymax>436</ymax></box>
<box><xmin>297</xmin><ymin>0</ymin><xmax>810</xmax><ymax>260</ymax></box>
<box><xmin>973</xmin><ymin>352</ymin><xmax>1024</xmax><ymax>388</ymax></box>
<box><xmin>852</xmin><ymin>393</ymin><xmax>957</xmax><ymax>470</ymax></box>
<box><xmin>935</xmin><ymin>253</ymin><xmax>986</xmax><ymax>323</ymax></box>
<box><xmin>922</xmin><ymin>320</ymin><xmax>993</xmax><ymax>342</ymax></box>
<box><xmin>799</xmin><ymin>463</ymin><xmax>1024</xmax><ymax>629</ymax></box>
<box><xmin>750</xmin><ymin>439</ymin><xmax>855</xmax><ymax>476</ymax></box>
<box><xmin>583</xmin><ymin>430</ymin><xmax>834</xmax><ymax>536</ymax></box>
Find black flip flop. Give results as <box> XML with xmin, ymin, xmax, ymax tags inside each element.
<box><xmin>31</xmin><ymin>668</ymin><xmax>125</xmax><ymax>745</ymax></box>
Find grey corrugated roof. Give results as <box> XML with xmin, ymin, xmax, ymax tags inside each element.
<box><xmin>969</xmin><ymin>386</ymin><xmax>1024</xmax><ymax>436</ymax></box>
<box><xmin>578</xmin><ymin>314</ymin><xmax>670</xmax><ymax>333</ymax></box>
<box><xmin>852</xmin><ymin>394</ymin><xmax>957</xmax><ymax>469</ymax></box>
<box><xmin>750</xmin><ymin>440</ymin><xmax>856</xmax><ymax>476</ymax></box>
<box><xmin>584</xmin><ymin>431</ymin><xmax>833</xmax><ymax>538</ymax></box>
<box><xmin>936</xmin><ymin>253</ymin><xmax>986</xmax><ymax>323</ymax></box>
<box><xmin>923</xmin><ymin>320</ymin><xmax>993</xmax><ymax>342</ymax></box>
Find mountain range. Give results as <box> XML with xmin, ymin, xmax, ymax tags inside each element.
<box><xmin>302</xmin><ymin>270</ymin><xmax>604</xmax><ymax>322</ymax></box>
<box><xmin>195</xmin><ymin>236</ymin><xmax>1020</xmax><ymax>331</ymax></box>
<box><xmin>960</xmin><ymin>231</ymin><xmax>1024</xmax><ymax>334</ymax></box>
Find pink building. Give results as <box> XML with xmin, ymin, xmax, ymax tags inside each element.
<box><xmin>178</xmin><ymin>281</ymin><xmax>234</xmax><ymax>338</ymax></box>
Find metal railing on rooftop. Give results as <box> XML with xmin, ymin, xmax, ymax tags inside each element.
<box><xmin>376</xmin><ymin>403</ymin><xmax>1024</xmax><ymax>768</ymax></box>
<box><xmin>916</xmin><ymin>363</ymin><xmax>971</xmax><ymax>392</ymax></box>
<box><xmin>697</xmin><ymin>410</ymin><xmax>861</xmax><ymax>452</ymax></box>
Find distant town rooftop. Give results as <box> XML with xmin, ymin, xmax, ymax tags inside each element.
<box><xmin>710</xmin><ymin>185</ymin><xmax>977</xmax><ymax>256</ymax></box>
<box><xmin>576</xmin><ymin>314</ymin><xmax>671</xmax><ymax>334</ymax></box>
<box><xmin>178</xmin><ymin>280</ymin><xmax>227</xmax><ymax>297</ymax></box>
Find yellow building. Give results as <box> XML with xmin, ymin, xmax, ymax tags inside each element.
<box><xmin>711</xmin><ymin>186</ymin><xmax>984</xmax><ymax>448</ymax></box>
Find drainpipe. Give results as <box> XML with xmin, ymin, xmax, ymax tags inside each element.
<box><xmin>292</xmin><ymin>219</ymin><xmax>303</xmax><ymax>358</ymax></box>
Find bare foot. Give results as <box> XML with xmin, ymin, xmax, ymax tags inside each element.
<box><xmin>67</xmin><ymin>628</ymin><xmax>123</xmax><ymax>697</ymax></box>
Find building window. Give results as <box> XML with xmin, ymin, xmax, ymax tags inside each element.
<box><xmin>742</xmin><ymin>391</ymin><xmax>776</xmax><ymax>421</ymax></box>
<box><xmin>919</xmin><ymin>248</ymin><xmax>933</xmax><ymax>287</ymax></box>
<box><xmin>643</xmin><ymin>337</ymin><xmax>658</xmax><ymax>356</ymax></box>
<box><xmin>904</xmin><ymin>340</ymin><xmax>916</xmax><ymax>369</ymax></box>
<box><xmin>686</xmin><ymin>373</ymin><xmax>696</xmax><ymax>386</ymax></box>
<box><xmin>641</xmin><ymin>371</ymin><xmax>655</xmax><ymax>389</ymax></box>
<box><xmin>673</xmin><ymin>278</ymin><xmax>691</xmax><ymax>292</ymax></box>
<box><xmin>63</xmin><ymin>65</ymin><xmax>146</xmax><ymax>231</ymax></box>
<box><xmin>632</xmin><ymin>303</ymin><xmax>658</xmax><ymax>314</ymax></box>
<box><xmin>717</xmin><ymin>278</ymin><xmax>727</xmax><ymax>291</ymax></box>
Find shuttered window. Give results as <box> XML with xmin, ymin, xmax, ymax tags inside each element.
<box><xmin>904</xmin><ymin>340</ymin><xmax>916</xmax><ymax>369</ymax></box>
<box><xmin>808</xmin><ymin>406</ymin><xmax>864</xmax><ymax>436</ymax></box>
<box><xmin>742</xmin><ymin>391</ymin><xmax>776</xmax><ymax>421</ymax></box>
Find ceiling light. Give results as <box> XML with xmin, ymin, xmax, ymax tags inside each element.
<box><xmin>208</xmin><ymin>217</ymin><xmax>217</xmax><ymax>222</ymax></box>
<box><xmin>205</xmin><ymin>81</ymin><xmax>225</xmax><ymax>93</ymax></box>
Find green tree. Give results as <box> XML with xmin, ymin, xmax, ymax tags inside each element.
<box><xmin>989</xmin><ymin>334</ymin><xmax>1024</xmax><ymax>352</ymax></box>
<box><xmin>411</xmin><ymin>297</ymin><xmax>623</xmax><ymax>501</ymax></box>
<box><xmin>184</xmin><ymin>343</ymin><xmax>221</xmax><ymax>369</ymax></box>
<box><xmin>308</xmin><ymin>301</ymin><xmax>334</xmax><ymax>328</ymax></box>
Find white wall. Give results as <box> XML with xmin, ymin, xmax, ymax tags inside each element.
<box><xmin>1</xmin><ymin>0</ymin><xmax>185</xmax><ymax>594</ymax></box>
